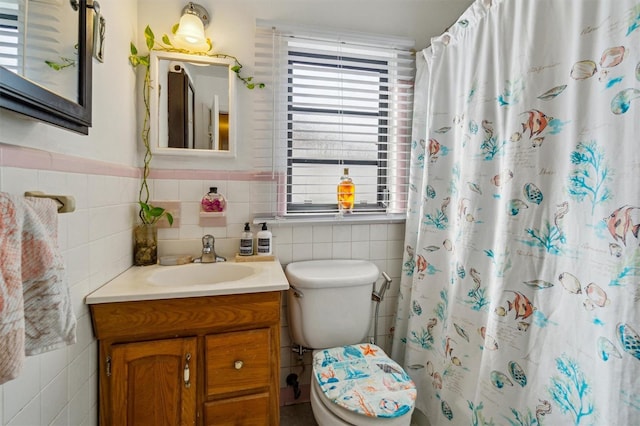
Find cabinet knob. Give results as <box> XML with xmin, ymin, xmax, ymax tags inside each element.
<box><xmin>234</xmin><ymin>360</ymin><xmax>244</xmax><ymax>370</ymax></box>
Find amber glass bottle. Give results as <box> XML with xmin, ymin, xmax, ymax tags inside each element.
<box><xmin>337</xmin><ymin>168</ymin><xmax>355</xmax><ymax>213</ymax></box>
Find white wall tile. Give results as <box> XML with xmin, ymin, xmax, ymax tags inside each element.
<box><xmin>292</xmin><ymin>226</ymin><xmax>312</xmax><ymax>243</ymax></box>
<box><xmin>272</xmin><ymin>226</ymin><xmax>292</xmax><ymax>244</ymax></box>
<box><xmin>67</xmin><ymin>209</ymin><xmax>90</xmax><ymax>249</ymax></box>
<box><xmin>274</xmin><ymin>243</ymin><xmax>292</xmax><ymax>264</ymax></box>
<box><xmin>226</xmin><ymin>181</ymin><xmax>251</xmax><ymax>203</ymax></box>
<box><xmin>179</xmin><ymin>180</ymin><xmax>205</xmax><ymax>202</ymax></box>
<box><xmin>66</xmin><ymin>244</ymin><xmax>91</xmax><ymax>286</ymax></box>
<box><xmin>351</xmin><ymin>241</ymin><xmax>370</xmax><ymax>259</ymax></box>
<box><xmin>370</xmin><ymin>240</ymin><xmax>388</xmax><ymax>260</ymax></box>
<box><xmin>1</xmin><ymin>167</ymin><xmax>39</xmax><ymax>194</ymax></box>
<box><xmin>180</xmin><ymin>224</ymin><xmax>209</xmax><ymax>240</ymax></box>
<box><xmin>312</xmin><ymin>242</ymin><xmax>332</xmax><ymax>259</ymax></box>
<box><xmin>332</xmin><ymin>242</ymin><xmax>351</xmax><ymax>259</ymax></box>
<box><xmin>225</xmin><ymin>202</ymin><xmax>251</xmax><ymax>227</ymax></box>
<box><xmin>181</xmin><ymin>202</ymin><xmax>200</xmax><ymax>225</ymax></box>
<box><xmin>388</xmin><ymin>223</ymin><xmax>405</xmax><ymax>241</ymax></box>
<box><xmin>332</xmin><ymin>225</ymin><xmax>351</xmax><ymax>242</ymax></box>
<box><xmin>40</xmin><ymin>348</ymin><xmax>68</xmax><ymax>389</ymax></box>
<box><xmin>67</xmin><ymin>344</ymin><xmax>93</xmax><ymax>403</ymax></box>
<box><xmin>312</xmin><ymin>225</ymin><xmax>332</xmax><ymax>243</ymax></box>
<box><xmin>291</xmin><ymin>243</ymin><xmax>312</xmax><ymax>262</ymax></box>
<box><xmin>41</xmin><ymin>371</ymin><xmax>67</xmax><ymax>425</ymax></box>
<box><xmin>158</xmin><ymin>226</ymin><xmax>180</xmax><ymax>240</ymax></box>
<box><xmin>351</xmin><ymin>224</ymin><xmax>370</xmax><ymax>241</ymax></box>
<box><xmin>6</xmin><ymin>394</ymin><xmax>40</xmax><ymax>426</ymax></box>
<box><xmin>153</xmin><ymin>179</ymin><xmax>180</xmax><ymax>200</ymax></box>
<box><xmin>370</xmin><ymin>223</ymin><xmax>388</xmax><ymax>241</ymax></box>
<box><xmin>387</xmin><ymin>239</ymin><xmax>404</xmax><ymax>260</ymax></box>
<box><xmin>49</xmin><ymin>406</ymin><xmax>70</xmax><ymax>426</ymax></box>
<box><xmin>68</xmin><ymin>373</ymin><xmax>96</xmax><ymax>426</ymax></box>
<box><xmin>3</xmin><ymin>355</ymin><xmax>40</xmax><ymax>421</ymax></box>
<box><xmin>64</xmin><ymin>173</ymin><xmax>89</xmax><ymax>211</ymax></box>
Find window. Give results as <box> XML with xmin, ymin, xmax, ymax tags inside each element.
<box><xmin>254</xmin><ymin>22</ymin><xmax>414</xmax><ymax>217</ymax></box>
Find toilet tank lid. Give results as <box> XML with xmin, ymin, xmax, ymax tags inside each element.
<box><xmin>285</xmin><ymin>260</ymin><xmax>379</xmax><ymax>288</ymax></box>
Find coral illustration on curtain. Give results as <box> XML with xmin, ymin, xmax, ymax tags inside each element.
<box><xmin>392</xmin><ymin>1</ymin><xmax>640</xmax><ymax>425</ymax></box>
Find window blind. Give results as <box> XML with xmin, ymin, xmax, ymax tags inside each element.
<box><xmin>253</xmin><ymin>21</ymin><xmax>415</xmax><ymax>217</ymax></box>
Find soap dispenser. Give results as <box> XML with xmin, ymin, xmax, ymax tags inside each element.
<box><xmin>256</xmin><ymin>222</ymin><xmax>272</xmax><ymax>256</ymax></box>
<box><xmin>201</xmin><ymin>187</ymin><xmax>226</xmax><ymax>213</ymax></box>
<box><xmin>239</xmin><ymin>222</ymin><xmax>254</xmax><ymax>256</ymax></box>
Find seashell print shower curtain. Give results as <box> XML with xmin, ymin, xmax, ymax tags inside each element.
<box><xmin>392</xmin><ymin>1</ymin><xmax>640</xmax><ymax>425</ymax></box>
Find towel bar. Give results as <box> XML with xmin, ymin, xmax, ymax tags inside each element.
<box><xmin>24</xmin><ymin>191</ymin><xmax>76</xmax><ymax>213</ymax></box>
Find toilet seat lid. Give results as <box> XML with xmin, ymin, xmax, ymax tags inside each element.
<box><xmin>312</xmin><ymin>344</ymin><xmax>416</xmax><ymax>419</ymax></box>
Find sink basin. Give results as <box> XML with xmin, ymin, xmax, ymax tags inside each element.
<box><xmin>148</xmin><ymin>262</ymin><xmax>255</xmax><ymax>286</ymax></box>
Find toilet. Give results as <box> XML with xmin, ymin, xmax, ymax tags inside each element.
<box><xmin>285</xmin><ymin>260</ymin><xmax>416</xmax><ymax>426</ymax></box>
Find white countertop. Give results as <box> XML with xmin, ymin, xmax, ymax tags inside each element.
<box><xmin>85</xmin><ymin>259</ymin><xmax>290</xmax><ymax>304</ymax></box>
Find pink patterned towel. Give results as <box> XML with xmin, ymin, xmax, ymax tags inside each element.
<box><xmin>0</xmin><ymin>194</ymin><xmax>76</xmax><ymax>385</ymax></box>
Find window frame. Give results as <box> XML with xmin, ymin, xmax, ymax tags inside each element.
<box><xmin>285</xmin><ymin>49</ymin><xmax>391</xmax><ymax>214</ymax></box>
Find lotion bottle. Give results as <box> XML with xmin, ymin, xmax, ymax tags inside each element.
<box><xmin>256</xmin><ymin>222</ymin><xmax>272</xmax><ymax>256</ymax></box>
<box><xmin>239</xmin><ymin>223</ymin><xmax>253</xmax><ymax>256</ymax></box>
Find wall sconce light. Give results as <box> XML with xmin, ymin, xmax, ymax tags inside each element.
<box><xmin>174</xmin><ymin>2</ymin><xmax>211</xmax><ymax>52</ymax></box>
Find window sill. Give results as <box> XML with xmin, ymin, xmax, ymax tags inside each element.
<box><xmin>252</xmin><ymin>213</ymin><xmax>406</xmax><ymax>226</ymax></box>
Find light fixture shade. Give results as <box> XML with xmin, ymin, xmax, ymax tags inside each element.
<box><xmin>173</xmin><ymin>3</ymin><xmax>211</xmax><ymax>53</ymax></box>
<box><xmin>175</xmin><ymin>13</ymin><xmax>206</xmax><ymax>45</ymax></box>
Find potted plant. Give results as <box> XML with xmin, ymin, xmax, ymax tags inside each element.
<box><xmin>133</xmin><ymin>202</ymin><xmax>174</xmax><ymax>266</ymax></box>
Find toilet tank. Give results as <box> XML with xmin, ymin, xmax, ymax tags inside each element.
<box><xmin>285</xmin><ymin>260</ymin><xmax>379</xmax><ymax>349</ymax></box>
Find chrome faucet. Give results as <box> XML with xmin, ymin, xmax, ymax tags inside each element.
<box><xmin>200</xmin><ymin>234</ymin><xmax>217</xmax><ymax>263</ymax></box>
<box><xmin>199</xmin><ymin>234</ymin><xmax>226</xmax><ymax>263</ymax></box>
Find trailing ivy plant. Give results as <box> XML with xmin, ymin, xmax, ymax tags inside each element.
<box><xmin>129</xmin><ymin>25</ymin><xmax>264</xmax><ymax>223</ymax></box>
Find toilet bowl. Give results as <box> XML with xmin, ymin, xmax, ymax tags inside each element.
<box><xmin>285</xmin><ymin>260</ymin><xmax>417</xmax><ymax>426</ymax></box>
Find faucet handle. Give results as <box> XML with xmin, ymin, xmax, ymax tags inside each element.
<box><xmin>202</xmin><ymin>234</ymin><xmax>215</xmax><ymax>249</ymax></box>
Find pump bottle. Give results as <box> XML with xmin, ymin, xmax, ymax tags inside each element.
<box><xmin>256</xmin><ymin>223</ymin><xmax>272</xmax><ymax>255</ymax></box>
<box><xmin>239</xmin><ymin>223</ymin><xmax>253</xmax><ymax>256</ymax></box>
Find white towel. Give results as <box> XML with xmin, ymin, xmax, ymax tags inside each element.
<box><xmin>0</xmin><ymin>194</ymin><xmax>76</xmax><ymax>384</ymax></box>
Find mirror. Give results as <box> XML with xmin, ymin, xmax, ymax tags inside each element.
<box><xmin>150</xmin><ymin>51</ymin><xmax>237</xmax><ymax>158</ymax></box>
<box><xmin>0</xmin><ymin>0</ymin><xmax>93</xmax><ymax>134</ymax></box>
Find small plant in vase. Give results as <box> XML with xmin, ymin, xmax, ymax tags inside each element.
<box><xmin>134</xmin><ymin>202</ymin><xmax>174</xmax><ymax>266</ymax></box>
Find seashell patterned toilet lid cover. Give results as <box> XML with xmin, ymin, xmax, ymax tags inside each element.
<box><xmin>313</xmin><ymin>344</ymin><xmax>416</xmax><ymax>418</ymax></box>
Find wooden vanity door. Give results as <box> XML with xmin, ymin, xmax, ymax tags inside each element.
<box><xmin>110</xmin><ymin>337</ymin><xmax>197</xmax><ymax>426</ymax></box>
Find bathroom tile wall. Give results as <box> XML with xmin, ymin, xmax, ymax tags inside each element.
<box><xmin>0</xmin><ymin>160</ymin><xmax>139</xmax><ymax>425</ymax></box>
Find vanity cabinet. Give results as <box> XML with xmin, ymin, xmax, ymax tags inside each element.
<box><xmin>90</xmin><ymin>291</ymin><xmax>281</xmax><ymax>426</ymax></box>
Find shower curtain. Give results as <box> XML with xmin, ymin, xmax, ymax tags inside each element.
<box><xmin>392</xmin><ymin>1</ymin><xmax>640</xmax><ymax>425</ymax></box>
